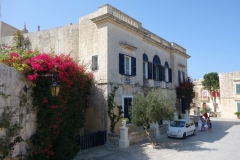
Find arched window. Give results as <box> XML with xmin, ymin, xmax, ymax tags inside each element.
<box><xmin>143</xmin><ymin>54</ymin><xmax>148</xmax><ymax>79</ymax></box>
<box><xmin>164</xmin><ymin>61</ymin><xmax>172</xmax><ymax>83</ymax></box>
<box><xmin>153</xmin><ymin>55</ymin><xmax>161</xmax><ymax>81</ymax></box>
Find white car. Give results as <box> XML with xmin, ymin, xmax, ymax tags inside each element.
<box><xmin>167</xmin><ymin>119</ymin><xmax>196</xmax><ymax>139</ymax></box>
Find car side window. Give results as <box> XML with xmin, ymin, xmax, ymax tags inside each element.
<box><xmin>186</xmin><ymin>122</ymin><xmax>190</xmax><ymax>127</ymax></box>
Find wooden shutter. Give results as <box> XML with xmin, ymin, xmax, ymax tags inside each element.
<box><xmin>148</xmin><ymin>62</ymin><xmax>152</xmax><ymax>79</ymax></box>
<box><xmin>119</xmin><ymin>53</ymin><xmax>124</xmax><ymax>75</ymax></box>
<box><xmin>161</xmin><ymin>66</ymin><xmax>165</xmax><ymax>81</ymax></box>
<box><xmin>178</xmin><ymin>71</ymin><xmax>181</xmax><ymax>84</ymax></box>
<box><xmin>183</xmin><ymin>72</ymin><xmax>185</xmax><ymax>82</ymax></box>
<box><xmin>169</xmin><ymin>68</ymin><xmax>172</xmax><ymax>82</ymax></box>
<box><xmin>131</xmin><ymin>57</ymin><xmax>136</xmax><ymax>76</ymax></box>
<box><xmin>153</xmin><ymin>64</ymin><xmax>156</xmax><ymax>80</ymax></box>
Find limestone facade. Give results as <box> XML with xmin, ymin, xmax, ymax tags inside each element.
<box><xmin>0</xmin><ymin>4</ymin><xmax>190</xmax><ymax>133</ymax></box>
<box><xmin>192</xmin><ymin>79</ymin><xmax>221</xmax><ymax>115</ymax></box>
<box><xmin>192</xmin><ymin>71</ymin><xmax>240</xmax><ymax>119</ymax></box>
<box><xmin>0</xmin><ymin>63</ymin><xmax>36</xmax><ymax>158</ymax></box>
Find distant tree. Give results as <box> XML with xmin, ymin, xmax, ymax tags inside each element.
<box><xmin>130</xmin><ymin>88</ymin><xmax>175</xmax><ymax>146</ymax></box>
<box><xmin>202</xmin><ymin>72</ymin><xmax>219</xmax><ymax>112</ymax></box>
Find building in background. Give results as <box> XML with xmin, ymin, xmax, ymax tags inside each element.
<box><xmin>192</xmin><ymin>71</ymin><xmax>240</xmax><ymax>119</ymax></box>
<box><xmin>0</xmin><ymin>4</ymin><xmax>190</xmax><ymax>133</ymax></box>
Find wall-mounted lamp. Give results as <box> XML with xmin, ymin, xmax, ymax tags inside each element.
<box><xmin>23</xmin><ymin>74</ymin><xmax>60</xmax><ymax>97</ymax></box>
<box><xmin>23</xmin><ymin>84</ymin><xmax>32</xmax><ymax>93</ymax></box>
<box><xmin>50</xmin><ymin>82</ymin><xmax>60</xmax><ymax>97</ymax></box>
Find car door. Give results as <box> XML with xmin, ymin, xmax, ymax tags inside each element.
<box><xmin>185</xmin><ymin>121</ymin><xmax>191</xmax><ymax>136</ymax></box>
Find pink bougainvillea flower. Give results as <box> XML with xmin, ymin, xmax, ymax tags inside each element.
<box><xmin>52</xmin><ymin>124</ymin><xmax>58</xmax><ymax>129</ymax></box>
<box><xmin>50</xmin><ymin>105</ymin><xmax>57</xmax><ymax>109</ymax></box>
<box><xmin>42</xmin><ymin>97</ymin><xmax>48</xmax><ymax>103</ymax></box>
<box><xmin>27</xmin><ymin>73</ymin><xmax>38</xmax><ymax>81</ymax></box>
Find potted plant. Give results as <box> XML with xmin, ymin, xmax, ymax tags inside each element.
<box><xmin>234</xmin><ymin>112</ymin><xmax>240</xmax><ymax>119</ymax></box>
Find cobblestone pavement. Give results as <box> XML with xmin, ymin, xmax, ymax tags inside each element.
<box><xmin>73</xmin><ymin>118</ymin><xmax>240</xmax><ymax>160</ymax></box>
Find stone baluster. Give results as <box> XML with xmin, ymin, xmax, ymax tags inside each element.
<box><xmin>119</xmin><ymin>120</ymin><xmax>129</xmax><ymax>148</ymax></box>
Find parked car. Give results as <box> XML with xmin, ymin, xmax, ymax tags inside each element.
<box><xmin>167</xmin><ymin>119</ymin><xmax>196</xmax><ymax>139</ymax></box>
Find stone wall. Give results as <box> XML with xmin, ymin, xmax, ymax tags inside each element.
<box><xmin>0</xmin><ymin>23</ymin><xmax>79</xmax><ymax>60</ymax></box>
<box><xmin>0</xmin><ymin>63</ymin><xmax>36</xmax><ymax>159</ymax></box>
<box><xmin>219</xmin><ymin>72</ymin><xmax>240</xmax><ymax>118</ymax></box>
<box><xmin>0</xmin><ymin>21</ymin><xmax>19</xmax><ymax>38</ymax></box>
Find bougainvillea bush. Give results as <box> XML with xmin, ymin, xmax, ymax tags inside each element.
<box><xmin>175</xmin><ymin>77</ymin><xmax>194</xmax><ymax>111</ymax></box>
<box><xmin>0</xmin><ymin>47</ymin><xmax>93</xmax><ymax>160</ymax></box>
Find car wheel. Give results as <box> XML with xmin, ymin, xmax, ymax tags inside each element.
<box><xmin>192</xmin><ymin>130</ymin><xmax>196</xmax><ymax>136</ymax></box>
<box><xmin>182</xmin><ymin>133</ymin><xmax>186</xmax><ymax>139</ymax></box>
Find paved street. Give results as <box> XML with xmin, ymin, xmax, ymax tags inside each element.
<box><xmin>73</xmin><ymin>118</ymin><xmax>240</xmax><ymax>160</ymax></box>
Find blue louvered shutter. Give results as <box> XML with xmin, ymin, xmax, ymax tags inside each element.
<box><xmin>119</xmin><ymin>53</ymin><xmax>124</xmax><ymax>75</ymax></box>
<box><xmin>131</xmin><ymin>57</ymin><xmax>136</xmax><ymax>76</ymax></box>
<box><xmin>153</xmin><ymin>64</ymin><xmax>156</xmax><ymax>80</ymax></box>
<box><xmin>161</xmin><ymin>66</ymin><xmax>165</xmax><ymax>81</ymax></box>
<box><xmin>148</xmin><ymin>62</ymin><xmax>152</xmax><ymax>79</ymax></box>
<box><xmin>183</xmin><ymin>72</ymin><xmax>185</xmax><ymax>82</ymax></box>
<box><xmin>178</xmin><ymin>71</ymin><xmax>181</xmax><ymax>84</ymax></box>
<box><xmin>169</xmin><ymin>68</ymin><xmax>172</xmax><ymax>83</ymax></box>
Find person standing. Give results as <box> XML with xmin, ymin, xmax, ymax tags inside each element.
<box><xmin>198</xmin><ymin>116</ymin><xmax>203</xmax><ymax>132</ymax></box>
<box><xmin>207</xmin><ymin>117</ymin><xmax>212</xmax><ymax>131</ymax></box>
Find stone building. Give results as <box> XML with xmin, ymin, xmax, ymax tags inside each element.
<box><xmin>192</xmin><ymin>71</ymin><xmax>240</xmax><ymax>119</ymax></box>
<box><xmin>0</xmin><ymin>4</ymin><xmax>190</xmax><ymax>133</ymax></box>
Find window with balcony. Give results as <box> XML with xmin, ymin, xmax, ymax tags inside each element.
<box><xmin>119</xmin><ymin>53</ymin><xmax>136</xmax><ymax>76</ymax></box>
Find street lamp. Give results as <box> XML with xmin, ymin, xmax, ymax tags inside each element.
<box><xmin>23</xmin><ymin>74</ymin><xmax>60</xmax><ymax>97</ymax></box>
<box><xmin>50</xmin><ymin>82</ymin><xmax>60</xmax><ymax>97</ymax></box>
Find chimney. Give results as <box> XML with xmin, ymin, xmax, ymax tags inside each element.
<box><xmin>38</xmin><ymin>25</ymin><xmax>40</xmax><ymax>31</ymax></box>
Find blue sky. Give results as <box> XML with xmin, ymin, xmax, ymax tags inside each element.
<box><xmin>1</xmin><ymin>0</ymin><xmax>240</xmax><ymax>79</ymax></box>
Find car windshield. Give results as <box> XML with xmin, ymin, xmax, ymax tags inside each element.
<box><xmin>171</xmin><ymin>121</ymin><xmax>185</xmax><ymax>127</ymax></box>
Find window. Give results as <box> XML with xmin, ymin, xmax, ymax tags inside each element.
<box><xmin>119</xmin><ymin>53</ymin><xmax>136</xmax><ymax>76</ymax></box>
<box><xmin>153</xmin><ymin>55</ymin><xmax>162</xmax><ymax>81</ymax></box>
<box><xmin>237</xmin><ymin>103</ymin><xmax>240</xmax><ymax>112</ymax></box>
<box><xmin>164</xmin><ymin>61</ymin><xmax>172</xmax><ymax>83</ymax></box>
<box><xmin>236</xmin><ymin>84</ymin><xmax>240</xmax><ymax>94</ymax></box>
<box><xmin>123</xmin><ymin>97</ymin><xmax>132</xmax><ymax>122</ymax></box>
<box><xmin>125</xmin><ymin>56</ymin><xmax>131</xmax><ymax>75</ymax></box>
<box><xmin>143</xmin><ymin>61</ymin><xmax>148</xmax><ymax>79</ymax></box>
<box><xmin>178</xmin><ymin>70</ymin><xmax>185</xmax><ymax>84</ymax></box>
<box><xmin>91</xmin><ymin>55</ymin><xmax>98</xmax><ymax>71</ymax></box>
<box><xmin>202</xmin><ymin>90</ymin><xmax>208</xmax><ymax>98</ymax></box>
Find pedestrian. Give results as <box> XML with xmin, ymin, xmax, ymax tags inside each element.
<box><xmin>201</xmin><ymin>116</ymin><xmax>206</xmax><ymax>131</ymax></box>
<box><xmin>207</xmin><ymin>117</ymin><xmax>212</xmax><ymax>131</ymax></box>
<box><xmin>198</xmin><ymin>116</ymin><xmax>203</xmax><ymax>132</ymax></box>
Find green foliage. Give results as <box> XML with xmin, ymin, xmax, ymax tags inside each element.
<box><xmin>175</xmin><ymin>77</ymin><xmax>194</xmax><ymax>111</ymax></box>
<box><xmin>107</xmin><ymin>84</ymin><xmax>123</xmax><ymax>133</ymax></box>
<box><xmin>0</xmin><ymin>32</ymin><xmax>93</xmax><ymax>159</ymax></box>
<box><xmin>202</xmin><ymin>72</ymin><xmax>219</xmax><ymax>92</ymax></box>
<box><xmin>234</xmin><ymin>112</ymin><xmax>240</xmax><ymax>116</ymax></box>
<box><xmin>0</xmin><ymin>111</ymin><xmax>23</xmax><ymax>160</ymax></box>
<box><xmin>121</xmin><ymin>118</ymin><xmax>130</xmax><ymax>124</ymax></box>
<box><xmin>130</xmin><ymin>88</ymin><xmax>175</xmax><ymax>128</ymax></box>
<box><xmin>202</xmin><ymin>72</ymin><xmax>219</xmax><ymax>112</ymax></box>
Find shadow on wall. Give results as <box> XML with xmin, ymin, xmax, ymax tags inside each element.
<box><xmin>84</xmin><ymin>84</ymin><xmax>107</xmax><ymax>133</ymax></box>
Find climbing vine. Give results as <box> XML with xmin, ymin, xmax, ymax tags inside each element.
<box><xmin>107</xmin><ymin>84</ymin><xmax>123</xmax><ymax>133</ymax></box>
